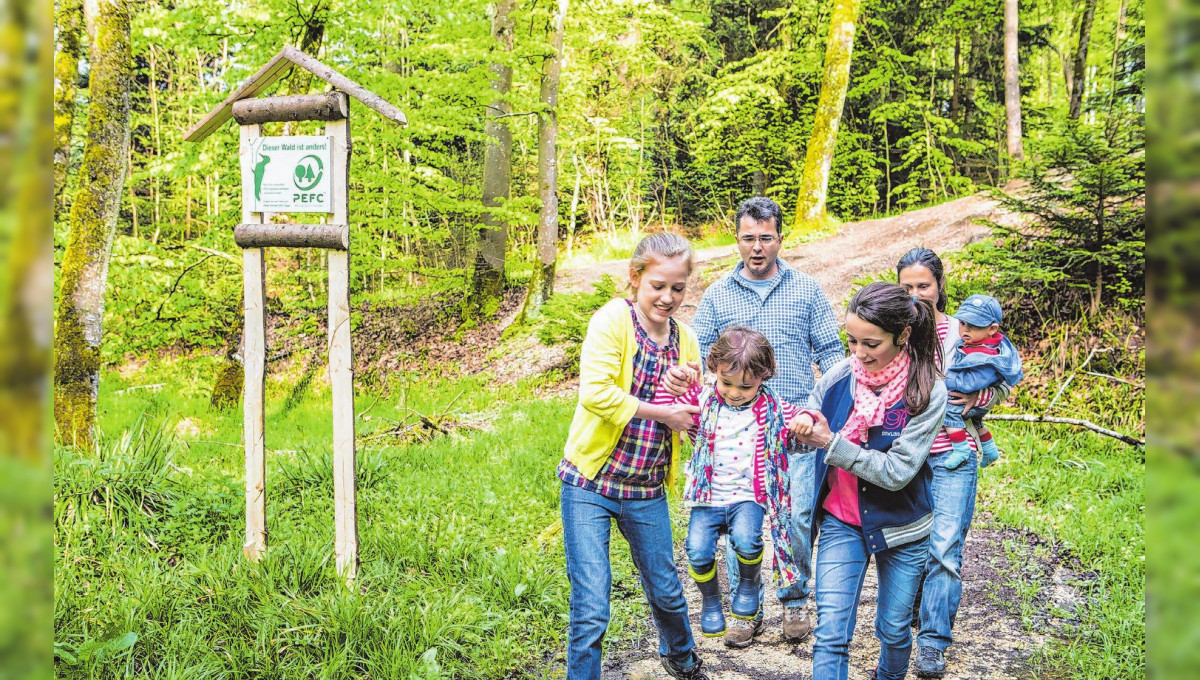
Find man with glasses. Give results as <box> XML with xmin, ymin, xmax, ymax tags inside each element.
<box><xmin>664</xmin><ymin>196</ymin><xmax>843</xmax><ymax>648</ymax></box>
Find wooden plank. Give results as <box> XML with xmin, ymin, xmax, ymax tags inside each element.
<box><xmin>234</xmin><ymin>223</ymin><xmax>349</xmax><ymax>250</ymax></box>
<box><xmin>184</xmin><ymin>50</ymin><xmax>293</xmax><ymax>143</ymax></box>
<box><xmin>241</xmin><ymin>123</ymin><xmax>268</xmax><ymax>562</ymax></box>
<box><xmin>232</xmin><ymin>93</ymin><xmax>349</xmax><ymax>125</ymax></box>
<box><xmin>185</xmin><ymin>47</ymin><xmax>407</xmax><ymax>144</ymax></box>
<box><xmin>327</xmin><ymin>116</ymin><xmax>358</xmax><ymax>582</ymax></box>
<box><xmin>282</xmin><ymin>46</ymin><xmax>408</xmax><ymax>127</ymax></box>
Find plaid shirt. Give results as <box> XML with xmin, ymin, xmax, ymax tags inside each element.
<box><xmin>558</xmin><ymin>301</ymin><xmax>679</xmax><ymax>499</ymax></box>
<box><xmin>692</xmin><ymin>259</ymin><xmax>844</xmax><ymax>405</ymax></box>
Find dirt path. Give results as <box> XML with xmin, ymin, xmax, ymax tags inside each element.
<box><xmin>555</xmin><ymin>192</ymin><xmax>1074</xmax><ymax>679</ymax></box>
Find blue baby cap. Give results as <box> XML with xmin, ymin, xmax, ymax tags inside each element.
<box><xmin>954</xmin><ymin>294</ymin><xmax>1003</xmax><ymax>327</ymax></box>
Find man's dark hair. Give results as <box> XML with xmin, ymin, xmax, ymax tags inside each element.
<box><xmin>734</xmin><ymin>197</ymin><xmax>784</xmax><ymax>235</ymax></box>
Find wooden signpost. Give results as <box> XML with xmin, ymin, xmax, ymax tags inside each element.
<box><xmin>185</xmin><ymin>47</ymin><xmax>407</xmax><ymax>581</ymax></box>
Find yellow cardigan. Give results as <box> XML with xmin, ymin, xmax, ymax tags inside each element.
<box><xmin>562</xmin><ymin>298</ymin><xmax>701</xmax><ymax>494</ymax></box>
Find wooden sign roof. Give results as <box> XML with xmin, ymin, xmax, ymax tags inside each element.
<box><xmin>184</xmin><ymin>46</ymin><xmax>408</xmax><ymax>143</ymax></box>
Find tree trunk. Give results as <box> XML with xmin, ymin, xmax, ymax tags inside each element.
<box><xmin>793</xmin><ymin>0</ymin><xmax>862</xmax><ymax>231</ymax></box>
<box><xmin>1069</xmin><ymin>0</ymin><xmax>1098</xmax><ymax>120</ymax></box>
<box><xmin>469</xmin><ymin>0</ymin><xmax>516</xmax><ymax>319</ymax></box>
<box><xmin>210</xmin><ymin>293</ymin><xmax>244</xmax><ymax>410</ymax></box>
<box><xmin>950</xmin><ymin>32</ymin><xmax>961</xmax><ymax>119</ymax></box>
<box><xmin>1004</xmin><ymin>0</ymin><xmax>1024</xmax><ymax>160</ymax></box>
<box><xmin>53</xmin><ymin>0</ymin><xmax>85</xmax><ymax>206</ymax></box>
<box><xmin>1</xmin><ymin>4</ymin><xmax>54</xmax><ymax>462</ymax></box>
<box><xmin>523</xmin><ymin>0</ymin><xmax>569</xmax><ymax>320</ymax></box>
<box><xmin>52</xmin><ymin>0</ymin><xmax>132</xmax><ymax>450</ymax></box>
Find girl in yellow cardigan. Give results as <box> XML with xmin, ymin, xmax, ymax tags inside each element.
<box><xmin>556</xmin><ymin>232</ymin><xmax>710</xmax><ymax>680</ymax></box>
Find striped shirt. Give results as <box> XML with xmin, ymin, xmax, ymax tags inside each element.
<box><xmin>930</xmin><ymin>318</ymin><xmax>995</xmax><ymax>454</ymax></box>
<box><xmin>558</xmin><ymin>300</ymin><xmax>679</xmax><ymax>499</ymax></box>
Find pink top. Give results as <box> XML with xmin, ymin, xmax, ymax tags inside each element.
<box><xmin>823</xmin><ymin>435</ymin><xmax>864</xmax><ymax>526</ymax></box>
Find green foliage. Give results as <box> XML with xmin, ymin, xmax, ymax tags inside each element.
<box><xmin>54</xmin><ymin>365</ymin><xmax>596</xmax><ymax>679</ymax></box>
<box><xmin>977</xmin><ymin>117</ymin><xmax>1145</xmax><ymax>317</ymax></box>
<box><xmin>535</xmin><ymin>275</ymin><xmax>619</xmax><ymax>370</ymax></box>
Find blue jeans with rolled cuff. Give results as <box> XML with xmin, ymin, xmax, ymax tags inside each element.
<box><xmin>685</xmin><ymin>501</ymin><xmax>764</xmax><ymax>573</ymax></box>
<box><xmin>724</xmin><ymin>450</ymin><xmax>815</xmax><ymax>616</ymax></box>
<box><xmin>812</xmin><ymin>513</ymin><xmax>928</xmax><ymax>680</ymax></box>
<box><xmin>560</xmin><ymin>482</ymin><xmax>696</xmax><ymax>680</ymax></box>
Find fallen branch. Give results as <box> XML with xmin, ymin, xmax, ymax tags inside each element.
<box><xmin>986</xmin><ymin>413</ymin><xmax>1144</xmax><ymax>447</ymax></box>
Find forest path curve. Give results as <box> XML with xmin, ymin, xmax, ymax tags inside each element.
<box><xmin>554</xmin><ymin>191</ymin><xmax>1071</xmax><ymax>679</ymax></box>
<box><xmin>556</xmin><ymin>192</ymin><xmax>1012</xmax><ymax>324</ymax></box>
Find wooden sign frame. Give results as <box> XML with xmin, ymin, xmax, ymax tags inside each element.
<box><xmin>238</xmin><ymin>92</ymin><xmax>358</xmax><ymax>580</ymax></box>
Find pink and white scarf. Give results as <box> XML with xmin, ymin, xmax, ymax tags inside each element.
<box><xmin>840</xmin><ymin>350</ymin><xmax>911</xmax><ymax>443</ymax></box>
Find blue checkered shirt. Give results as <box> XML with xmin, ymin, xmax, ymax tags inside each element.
<box><xmin>692</xmin><ymin>259</ymin><xmax>844</xmax><ymax>405</ymax></box>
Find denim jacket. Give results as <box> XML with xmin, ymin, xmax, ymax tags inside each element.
<box><xmin>944</xmin><ymin>333</ymin><xmax>1025</xmax><ymax>395</ymax></box>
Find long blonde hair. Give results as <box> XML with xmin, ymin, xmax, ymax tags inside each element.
<box><xmin>628</xmin><ymin>233</ymin><xmax>693</xmax><ymax>299</ymax></box>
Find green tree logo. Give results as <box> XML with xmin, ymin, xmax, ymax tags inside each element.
<box><xmin>293</xmin><ymin>154</ymin><xmax>324</xmax><ymax>191</ymax></box>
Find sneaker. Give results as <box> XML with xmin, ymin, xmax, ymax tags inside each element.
<box><xmin>660</xmin><ymin>651</ymin><xmax>710</xmax><ymax>680</ymax></box>
<box><xmin>723</xmin><ymin>617</ymin><xmax>763</xmax><ymax>648</ymax></box>
<box><xmin>914</xmin><ymin>646</ymin><xmax>947</xmax><ymax>678</ymax></box>
<box><xmin>782</xmin><ymin>607</ymin><xmax>813</xmax><ymax>642</ymax></box>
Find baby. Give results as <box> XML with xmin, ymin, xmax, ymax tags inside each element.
<box><xmin>941</xmin><ymin>293</ymin><xmax>1025</xmax><ymax>467</ymax></box>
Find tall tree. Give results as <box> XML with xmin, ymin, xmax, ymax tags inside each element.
<box><xmin>1004</xmin><ymin>0</ymin><xmax>1024</xmax><ymax>160</ymax></box>
<box><xmin>793</xmin><ymin>0</ymin><xmax>862</xmax><ymax>230</ymax></box>
<box><xmin>469</xmin><ymin>0</ymin><xmax>516</xmax><ymax>318</ymax></box>
<box><xmin>523</xmin><ymin>0</ymin><xmax>568</xmax><ymax>319</ymax></box>
<box><xmin>52</xmin><ymin>0</ymin><xmax>84</xmax><ymax>205</ymax></box>
<box><xmin>1069</xmin><ymin>0</ymin><xmax>1098</xmax><ymax>119</ymax></box>
<box><xmin>53</xmin><ymin>0</ymin><xmax>132</xmax><ymax>450</ymax></box>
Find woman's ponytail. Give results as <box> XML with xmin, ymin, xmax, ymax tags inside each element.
<box><xmin>903</xmin><ymin>295</ymin><xmax>943</xmax><ymax>414</ymax></box>
<box><xmin>848</xmin><ymin>282</ymin><xmax>944</xmax><ymax>415</ymax></box>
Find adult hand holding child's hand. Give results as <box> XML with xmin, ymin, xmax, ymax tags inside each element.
<box><xmin>793</xmin><ymin>411</ymin><xmax>834</xmax><ymax>450</ymax></box>
<box><xmin>662</xmin><ymin>403</ymin><xmax>701</xmax><ymax>432</ymax></box>
<box><xmin>787</xmin><ymin>412</ymin><xmax>816</xmax><ymax>439</ymax></box>
<box><xmin>662</xmin><ymin>361</ymin><xmax>701</xmax><ymax>396</ymax></box>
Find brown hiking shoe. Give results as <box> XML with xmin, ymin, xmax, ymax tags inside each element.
<box><xmin>782</xmin><ymin>607</ymin><xmax>813</xmax><ymax>642</ymax></box>
<box><xmin>722</xmin><ymin>618</ymin><xmax>763</xmax><ymax>648</ymax></box>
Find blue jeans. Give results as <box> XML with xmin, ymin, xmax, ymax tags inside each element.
<box><xmin>916</xmin><ymin>447</ymin><xmax>978</xmax><ymax>652</ymax></box>
<box><xmin>943</xmin><ymin>402</ymin><xmax>988</xmax><ymax>430</ymax></box>
<box><xmin>560</xmin><ymin>482</ymin><xmax>695</xmax><ymax>680</ymax></box>
<box><xmin>685</xmin><ymin>502</ymin><xmax>764</xmax><ymax>571</ymax></box>
<box><xmin>812</xmin><ymin>514</ymin><xmax>928</xmax><ymax>680</ymax></box>
<box><xmin>725</xmin><ymin>451</ymin><xmax>814</xmax><ymax>613</ymax></box>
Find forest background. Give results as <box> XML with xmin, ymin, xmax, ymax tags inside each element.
<box><xmin>0</xmin><ymin>0</ymin><xmax>1168</xmax><ymax>676</ymax></box>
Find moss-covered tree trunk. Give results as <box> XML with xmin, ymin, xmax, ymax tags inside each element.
<box><xmin>793</xmin><ymin>0</ymin><xmax>862</xmax><ymax>232</ymax></box>
<box><xmin>468</xmin><ymin>0</ymin><xmax>515</xmax><ymax>321</ymax></box>
<box><xmin>522</xmin><ymin>0</ymin><xmax>568</xmax><ymax>320</ymax></box>
<box><xmin>53</xmin><ymin>0</ymin><xmax>84</xmax><ymax>206</ymax></box>
<box><xmin>1069</xmin><ymin>0</ymin><xmax>1097</xmax><ymax>120</ymax></box>
<box><xmin>1</xmin><ymin>2</ymin><xmax>54</xmax><ymax>462</ymax></box>
<box><xmin>52</xmin><ymin>0</ymin><xmax>132</xmax><ymax>451</ymax></box>
<box><xmin>1004</xmin><ymin>0</ymin><xmax>1024</xmax><ymax>160</ymax></box>
<box><xmin>210</xmin><ymin>291</ymin><xmax>244</xmax><ymax>409</ymax></box>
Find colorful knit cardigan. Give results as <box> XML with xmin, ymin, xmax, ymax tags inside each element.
<box><xmin>656</xmin><ymin>381</ymin><xmax>802</xmax><ymax>587</ymax></box>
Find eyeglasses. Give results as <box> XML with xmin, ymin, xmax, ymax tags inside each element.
<box><xmin>738</xmin><ymin>234</ymin><xmax>778</xmax><ymax>246</ymax></box>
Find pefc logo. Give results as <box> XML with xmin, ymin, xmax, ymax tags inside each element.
<box><xmin>293</xmin><ymin>154</ymin><xmax>325</xmax><ymax>191</ymax></box>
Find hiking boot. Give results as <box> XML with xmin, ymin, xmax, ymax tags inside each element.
<box><xmin>690</xmin><ymin>564</ymin><xmax>726</xmax><ymax>637</ymax></box>
<box><xmin>781</xmin><ymin>606</ymin><xmax>813</xmax><ymax>642</ymax></box>
<box><xmin>914</xmin><ymin>646</ymin><xmax>947</xmax><ymax>678</ymax></box>
<box><xmin>723</xmin><ymin>617</ymin><xmax>763</xmax><ymax>649</ymax></box>
<box><xmin>730</xmin><ymin>552</ymin><xmax>763</xmax><ymax>620</ymax></box>
<box><xmin>660</xmin><ymin>651</ymin><xmax>710</xmax><ymax>680</ymax></box>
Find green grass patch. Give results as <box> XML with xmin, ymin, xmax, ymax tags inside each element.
<box><xmin>54</xmin><ymin>360</ymin><xmax>657</xmax><ymax>678</ymax></box>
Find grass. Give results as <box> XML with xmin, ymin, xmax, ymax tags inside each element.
<box><xmin>53</xmin><ymin>356</ymin><xmax>659</xmax><ymax>679</ymax></box>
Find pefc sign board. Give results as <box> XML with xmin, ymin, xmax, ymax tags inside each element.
<box><xmin>241</xmin><ymin>136</ymin><xmax>333</xmax><ymax>213</ymax></box>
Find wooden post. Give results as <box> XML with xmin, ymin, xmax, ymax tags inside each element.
<box><xmin>326</xmin><ymin>97</ymin><xmax>358</xmax><ymax>581</ymax></box>
<box><xmin>240</xmin><ymin>123</ymin><xmax>267</xmax><ymax>562</ymax></box>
